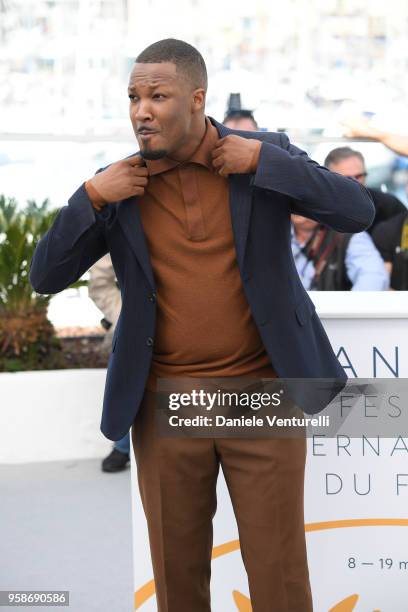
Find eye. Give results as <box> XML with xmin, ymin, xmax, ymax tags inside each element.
<box><xmin>128</xmin><ymin>94</ymin><xmax>139</xmax><ymax>102</ymax></box>
<box><xmin>153</xmin><ymin>93</ymin><xmax>166</xmax><ymax>100</ymax></box>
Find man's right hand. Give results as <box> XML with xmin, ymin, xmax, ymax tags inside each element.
<box><xmin>87</xmin><ymin>154</ymin><xmax>149</xmax><ymax>205</ymax></box>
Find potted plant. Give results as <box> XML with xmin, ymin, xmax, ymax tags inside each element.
<box><xmin>0</xmin><ymin>195</ymin><xmax>86</xmax><ymax>372</ymax></box>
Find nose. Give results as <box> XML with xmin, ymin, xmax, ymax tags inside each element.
<box><xmin>132</xmin><ymin>99</ymin><xmax>153</xmax><ymax>123</ymax></box>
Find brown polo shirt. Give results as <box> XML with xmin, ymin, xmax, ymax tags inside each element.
<box><xmin>139</xmin><ymin>117</ymin><xmax>276</xmax><ymax>387</ymax></box>
<box><xmin>86</xmin><ymin>117</ymin><xmax>276</xmax><ymax>387</ymax></box>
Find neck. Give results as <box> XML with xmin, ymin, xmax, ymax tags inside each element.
<box><xmin>169</xmin><ymin>115</ymin><xmax>207</xmax><ymax>162</ymax></box>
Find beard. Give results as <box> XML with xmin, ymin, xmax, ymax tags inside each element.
<box><xmin>140</xmin><ymin>147</ymin><xmax>168</xmax><ymax>160</ymax></box>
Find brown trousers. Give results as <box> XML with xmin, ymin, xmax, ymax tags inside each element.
<box><xmin>131</xmin><ymin>391</ymin><xmax>313</xmax><ymax>612</ymax></box>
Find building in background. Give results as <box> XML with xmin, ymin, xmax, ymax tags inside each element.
<box><xmin>1</xmin><ymin>0</ymin><xmax>407</xmax><ymax>206</ymax></box>
<box><xmin>1</xmin><ymin>0</ymin><xmax>408</xmax><ymax>136</ymax></box>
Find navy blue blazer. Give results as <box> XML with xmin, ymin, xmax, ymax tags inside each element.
<box><xmin>29</xmin><ymin>117</ymin><xmax>375</xmax><ymax>440</ymax></box>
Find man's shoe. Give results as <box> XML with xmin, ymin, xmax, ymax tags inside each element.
<box><xmin>101</xmin><ymin>448</ymin><xmax>130</xmax><ymax>473</ymax></box>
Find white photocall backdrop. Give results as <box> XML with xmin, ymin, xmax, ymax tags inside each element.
<box><xmin>131</xmin><ymin>292</ymin><xmax>408</xmax><ymax>611</ymax></box>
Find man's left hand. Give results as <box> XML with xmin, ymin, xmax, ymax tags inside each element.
<box><xmin>212</xmin><ymin>135</ymin><xmax>262</xmax><ymax>177</ymax></box>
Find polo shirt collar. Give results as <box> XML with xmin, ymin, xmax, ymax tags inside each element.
<box><xmin>145</xmin><ymin>116</ymin><xmax>219</xmax><ymax>176</ymax></box>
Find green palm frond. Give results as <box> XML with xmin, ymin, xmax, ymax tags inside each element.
<box><xmin>0</xmin><ymin>195</ymin><xmax>89</xmax><ymax>371</ymax></box>
<box><xmin>0</xmin><ymin>195</ymin><xmax>87</xmax><ymax>311</ymax></box>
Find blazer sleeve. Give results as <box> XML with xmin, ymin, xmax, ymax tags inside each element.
<box><xmin>29</xmin><ymin>181</ymin><xmax>112</xmax><ymax>295</ymax></box>
<box><xmin>252</xmin><ymin>132</ymin><xmax>375</xmax><ymax>233</ymax></box>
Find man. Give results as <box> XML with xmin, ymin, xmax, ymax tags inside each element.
<box><xmin>291</xmin><ymin>214</ymin><xmax>389</xmax><ymax>291</ymax></box>
<box><xmin>29</xmin><ymin>39</ymin><xmax>375</xmax><ymax>611</ymax></box>
<box><xmin>223</xmin><ymin>92</ymin><xmax>259</xmax><ymax>131</ymax></box>
<box><xmin>372</xmin><ymin>210</ymin><xmax>408</xmax><ymax>290</ymax></box>
<box><xmin>324</xmin><ymin>146</ymin><xmax>406</xmax><ymax>232</ymax></box>
<box><xmin>341</xmin><ymin>120</ymin><xmax>408</xmax><ymax>290</ymax></box>
<box><xmin>88</xmin><ymin>254</ymin><xmax>131</xmax><ymax>472</ymax></box>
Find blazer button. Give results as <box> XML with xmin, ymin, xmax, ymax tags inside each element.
<box><xmin>146</xmin><ymin>337</ymin><xmax>154</xmax><ymax>347</ymax></box>
<box><xmin>148</xmin><ymin>292</ymin><xmax>157</xmax><ymax>303</ymax></box>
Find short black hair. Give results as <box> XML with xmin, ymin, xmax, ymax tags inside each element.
<box><xmin>135</xmin><ymin>38</ymin><xmax>207</xmax><ymax>91</ymax></box>
<box><xmin>325</xmin><ymin>146</ymin><xmax>365</xmax><ymax>168</ymax></box>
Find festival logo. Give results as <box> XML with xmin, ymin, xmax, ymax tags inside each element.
<box><xmin>134</xmin><ymin>518</ymin><xmax>407</xmax><ymax>610</ymax></box>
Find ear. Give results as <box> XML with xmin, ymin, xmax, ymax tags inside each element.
<box><xmin>192</xmin><ymin>88</ymin><xmax>206</xmax><ymax>112</ymax></box>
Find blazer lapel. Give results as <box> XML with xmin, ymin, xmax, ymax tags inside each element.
<box><xmin>117</xmin><ymin>196</ymin><xmax>156</xmax><ymax>290</ymax></box>
<box><xmin>228</xmin><ymin>172</ymin><xmax>253</xmax><ymax>271</ymax></box>
<box><xmin>212</xmin><ymin>118</ymin><xmax>253</xmax><ymax>270</ymax></box>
